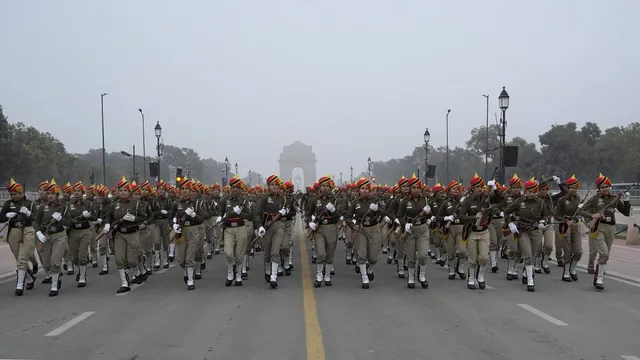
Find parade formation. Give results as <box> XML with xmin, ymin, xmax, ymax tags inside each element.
<box><xmin>0</xmin><ymin>170</ymin><xmax>632</xmax><ymax>297</ymax></box>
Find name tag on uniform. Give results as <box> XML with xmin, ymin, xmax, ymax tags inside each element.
<box><xmin>322</xmin><ymin>219</ymin><xmax>329</xmax><ymax>224</ymax></box>
<box><xmin>75</xmin><ymin>223</ymin><xmax>83</xmax><ymax>228</ymax></box>
<box><xmin>184</xmin><ymin>221</ymin><xmax>191</xmax><ymax>226</ymax></box>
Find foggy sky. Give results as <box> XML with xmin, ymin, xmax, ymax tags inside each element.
<box><xmin>1</xmin><ymin>0</ymin><xmax>638</xmax><ymax>184</ymax></box>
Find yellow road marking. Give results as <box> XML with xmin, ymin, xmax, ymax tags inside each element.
<box><xmin>298</xmin><ymin>219</ymin><xmax>326</xmax><ymax>360</ymax></box>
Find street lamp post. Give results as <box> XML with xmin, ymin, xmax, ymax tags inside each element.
<box><xmin>482</xmin><ymin>95</ymin><xmax>489</xmax><ymax>179</ymax></box>
<box><xmin>235</xmin><ymin>163</ymin><xmax>238</xmax><ymax>176</ymax></box>
<box><xmin>100</xmin><ymin>93</ymin><xmax>108</xmax><ymax>185</ymax></box>
<box><xmin>350</xmin><ymin>166</ymin><xmax>353</xmax><ymax>183</ymax></box>
<box><xmin>423</xmin><ymin>128</ymin><xmax>430</xmax><ymax>185</ymax></box>
<box><xmin>446</xmin><ymin>109</ymin><xmax>451</xmax><ymax>181</ymax></box>
<box><xmin>340</xmin><ymin>172</ymin><xmax>343</xmax><ymax>186</ymax></box>
<box><xmin>154</xmin><ymin>121</ymin><xmax>162</xmax><ymax>181</ymax></box>
<box><xmin>367</xmin><ymin>157</ymin><xmax>372</xmax><ymax>177</ymax></box>
<box><xmin>138</xmin><ymin>109</ymin><xmax>146</xmax><ymax>180</ymax></box>
<box><xmin>498</xmin><ymin>87</ymin><xmax>510</xmax><ymax>183</ymax></box>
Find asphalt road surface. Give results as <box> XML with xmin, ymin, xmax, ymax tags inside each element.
<box><xmin>0</xmin><ymin>217</ymin><xmax>639</xmax><ymax>360</ymax></box>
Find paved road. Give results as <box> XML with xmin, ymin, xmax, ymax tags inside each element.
<box><xmin>0</xmin><ymin>218</ymin><xmax>639</xmax><ymax>360</ymax></box>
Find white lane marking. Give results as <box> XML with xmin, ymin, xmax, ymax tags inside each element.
<box><xmin>517</xmin><ymin>304</ymin><xmax>569</xmax><ymax>326</ymax></box>
<box><xmin>44</xmin><ymin>311</ymin><xmax>96</xmax><ymax>336</ymax></box>
<box><xmin>620</xmin><ymin>356</ymin><xmax>640</xmax><ymax>360</ymax></box>
<box><xmin>0</xmin><ymin>271</ymin><xmax>14</xmax><ymax>280</ymax></box>
<box><xmin>115</xmin><ymin>282</ymin><xmax>145</xmax><ymax>296</ymax></box>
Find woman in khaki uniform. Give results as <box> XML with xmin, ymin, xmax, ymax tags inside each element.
<box><xmin>34</xmin><ymin>180</ymin><xmax>69</xmax><ymax>296</ymax></box>
<box><xmin>1</xmin><ymin>179</ymin><xmax>37</xmax><ymax>296</ymax></box>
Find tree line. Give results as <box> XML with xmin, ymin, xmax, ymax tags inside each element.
<box><xmin>365</xmin><ymin>121</ymin><xmax>640</xmax><ymax>189</ymax></box>
<box><xmin>2</xmin><ymin>104</ymin><xmax>637</xmax><ymax>191</ymax></box>
<box><xmin>0</xmin><ymin>105</ymin><xmax>263</xmax><ymax>190</ymax></box>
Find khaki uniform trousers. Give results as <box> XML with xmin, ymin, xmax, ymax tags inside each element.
<box><xmin>176</xmin><ymin>225</ymin><xmax>200</xmax><ymax>268</ymax></box>
<box><xmin>97</xmin><ymin>224</ymin><xmax>110</xmax><ymax>256</ymax></box>
<box><xmin>446</xmin><ymin>224</ymin><xmax>465</xmax><ymax>260</ymax></box>
<box><xmin>196</xmin><ymin>224</ymin><xmax>205</xmax><ymax>263</ymax></box>
<box><xmin>8</xmin><ymin>226</ymin><xmax>36</xmax><ymax>271</ymax></box>
<box><xmin>559</xmin><ymin>223</ymin><xmax>582</xmax><ymax>264</ymax></box>
<box><xmin>282</xmin><ymin>220</ymin><xmax>294</xmax><ymax>256</ymax></box>
<box><xmin>403</xmin><ymin>223</ymin><xmax>429</xmax><ymax>268</ymax></box>
<box><xmin>213</xmin><ymin>225</ymin><xmax>221</xmax><ymax>249</ymax></box>
<box><xmin>40</xmin><ymin>231</ymin><xmax>67</xmax><ymax>274</ymax></box>
<box><xmin>245</xmin><ymin>222</ymin><xmax>254</xmax><ymax>250</ymax></box>
<box><xmin>589</xmin><ymin>223</ymin><xmax>615</xmax><ymax>265</ymax></box>
<box><xmin>114</xmin><ymin>231</ymin><xmax>141</xmax><ymax>270</ymax></box>
<box><xmin>354</xmin><ymin>225</ymin><xmax>382</xmax><ymax>265</ymax></box>
<box><xmin>224</xmin><ymin>225</ymin><xmax>248</xmax><ymax>266</ymax></box>
<box><xmin>381</xmin><ymin>223</ymin><xmax>390</xmax><ymax>248</ymax></box>
<box><xmin>68</xmin><ymin>228</ymin><xmax>92</xmax><ymax>266</ymax></box>
<box><xmin>489</xmin><ymin>218</ymin><xmax>504</xmax><ymax>252</ymax></box>
<box><xmin>204</xmin><ymin>218</ymin><xmax>215</xmax><ymax>250</ymax></box>
<box><xmin>139</xmin><ymin>225</ymin><xmax>154</xmax><ymax>256</ymax></box>
<box><xmin>539</xmin><ymin>225</ymin><xmax>554</xmax><ymax>257</ymax></box>
<box><xmin>554</xmin><ymin>224</ymin><xmax>565</xmax><ymax>260</ymax></box>
<box><xmin>314</xmin><ymin>223</ymin><xmax>337</xmax><ymax>264</ymax></box>
<box><xmin>154</xmin><ymin>220</ymin><xmax>170</xmax><ymax>251</ymax></box>
<box><xmin>518</xmin><ymin>228</ymin><xmax>542</xmax><ymax>266</ymax></box>
<box><xmin>467</xmin><ymin>229</ymin><xmax>490</xmax><ymax>267</ymax></box>
<box><xmin>89</xmin><ymin>222</ymin><xmax>97</xmax><ymax>259</ymax></box>
<box><xmin>262</xmin><ymin>221</ymin><xmax>285</xmax><ymax>264</ymax></box>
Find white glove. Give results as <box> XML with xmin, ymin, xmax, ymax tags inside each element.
<box><xmin>394</xmin><ymin>226</ymin><xmax>401</xmax><ymax>234</ymax></box>
<box><xmin>102</xmin><ymin>223</ymin><xmax>110</xmax><ymax>233</ymax></box>
<box><xmin>459</xmin><ymin>196</ymin><xmax>466</xmax><ymax>203</ymax></box>
<box><xmin>185</xmin><ymin>207</ymin><xmax>196</xmax><ymax>218</ymax></box>
<box><xmin>426</xmin><ymin>218</ymin><xmax>432</xmax><ymax>225</ymax></box>
<box><xmin>384</xmin><ymin>216</ymin><xmax>391</xmax><ymax>224</ymax></box>
<box><xmin>369</xmin><ymin>203</ymin><xmax>378</xmax><ymax>211</ymax></box>
<box><xmin>339</xmin><ymin>216</ymin><xmax>344</xmax><ymax>221</ymax></box>
<box><xmin>405</xmin><ymin>223</ymin><xmax>413</xmax><ymax>233</ymax></box>
<box><xmin>552</xmin><ymin>175</ymin><xmax>561</xmax><ymax>185</ymax></box>
<box><xmin>52</xmin><ymin>212</ymin><xmax>62</xmax><ymax>221</ymax></box>
<box><xmin>19</xmin><ymin>206</ymin><xmax>31</xmax><ymax>217</ymax></box>
<box><xmin>107</xmin><ymin>194</ymin><xmax>113</xmax><ymax>199</ymax></box>
<box><xmin>508</xmin><ymin>222</ymin><xmax>519</xmax><ymax>234</ymax></box>
<box><xmin>430</xmin><ymin>216</ymin><xmax>436</xmax><ymax>222</ymax></box>
<box><xmin>325</xmin><ymin>203</ymin><xmax>335</xmax><ymax>213</ymax></box>
<box><xmin>394</xmin><ymin>218</ymin><xmax>401</xmax><ymax>225</ymax></box>
<box><xmin>216</xmin><ymin>216</ymin><xmax>222</xmax><ymax>224</ymax></box>
<box><xmin>537</xmin><ymin>221</ymin><xmax>545</xmax><ymax>230</ymax></box>
<box><xmin>622</xmin><ymin>192</ymin><xmax>631</xmax><ymax>202</ymax></box>
<box><xmin>123</xmin><ymin>213</ymin><xmax>136</xmax><ymax>222</ymax></box>
<box><xmin>258</xmin><ymin>226</ymin><xmax>266</xmax><ymax>236</ymax></box>
<box><xmin>82</xmin><ymin>210</ymin><xmax>91</xmax><ymax>218</ymax></box>
<box><xmin>311</xmin><ymin>215</ymin><xmax>317</xmax><ymax>222</ymax></box>
<box><xmin>499</xmin><ymin>212</ymin><xmax>504</xmax><ymax>218</ymax></box>
<box><xmin>487</xmin><ymin>180</ymin><xmax>495</xmax><ymax>187</ymax></box>
<box><xmin>233</xmin><ymin>205</ymin><xmax>242</xmax><ymax>215</ymax></box>
<box><xmin>422</xmin><ymin>205</ymin><xmax>431</xmax><ymax>213</ymax></box>
<box><xmin>96</xmin><ymin>218</ymin><xmax>102</xmax><ymax>224</ymax></box>
<box><xmin>308</xmin><ymin>222</ymin><xmax>317</xmax><ymax>231</ymax></box>
<box><xmin>161</xmin><ymin>210</ymin><xmax>168</xmax><ymax>215</ymax></box>
<box><xmin>173</xmin><ymin>217</ymin><xmax>178</xmax><ymax>224</ymax></box>
<box><xmin>279</xmin><ymin>208</ymin><xmax>287</xmax><ymax>216</ymax></box>
<box><xmin>352</xmin><ymin>219</ymin><xmax>357</xmax><ymax>225</ymax></box>
<box><xmin>5</xmin><ymin>212</ymin><xmax>17</xmax><ymax>219</ymax></box>
<box><xmin>444</xmin><ymin>215</ymin><xmax>454</xmax><ymax>222</ymax></box>
<box><xmin>172</xmin><ymin>223</ymin><xmax>181</xmax><ymax>233</ymax></box>
<box><xmin>36</xmin><ymin>231</ymin><xmax>47</xmax><ymax>243</ymax></box>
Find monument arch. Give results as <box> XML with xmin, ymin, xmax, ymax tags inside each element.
<box><xmin>279</xmin><ymin>141</ymin><xmax>317</xmax><ymax>191</ymax></box>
